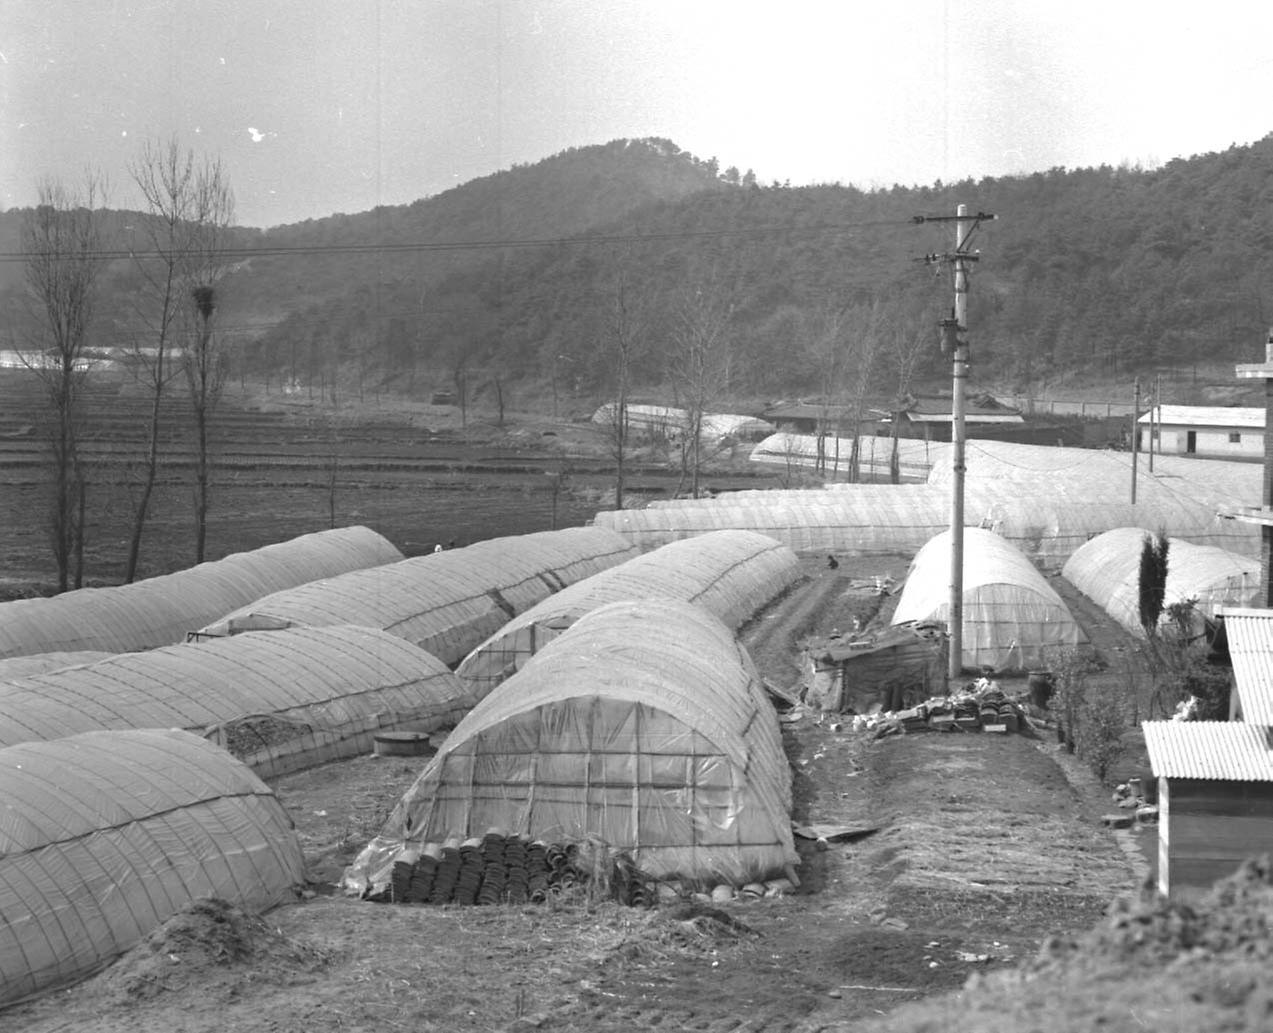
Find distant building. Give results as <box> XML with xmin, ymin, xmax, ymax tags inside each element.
<box><xmin>887</xmin><ymin>392</ymin><xmax>1025</xmax><ymax>443</ymax></box>
<box><xmin>1137</xmin><ymin>405</ymin><xmax>1263</xmax><ymax>460</ymax></box>
<box><xmin>758</xmin><ymin>402</ymin><xmax>870</xmax><ymax>436</ymax></box>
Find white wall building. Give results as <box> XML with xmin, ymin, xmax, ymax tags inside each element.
<box><xmin>1137</xmin><ymin>405</ymin><xmax>1263</xmax><ymax>460</ymax></box>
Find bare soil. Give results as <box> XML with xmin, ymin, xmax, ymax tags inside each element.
<box><xmin>3</xmin><ymin>554</ymin><xmax>1154</xmax><ymax>1033</ymax></box>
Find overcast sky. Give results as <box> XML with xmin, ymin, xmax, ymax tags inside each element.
<box><xmin>5</xmin><ymin>0</ymin><xmax>1273</xmax><ymax>229</ymax></box>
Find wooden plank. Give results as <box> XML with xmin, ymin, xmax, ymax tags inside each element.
<box><xmin>1170</xmin><ymin>856</ymin><xmax>1248</xmax><ymax>889</ymax></box>
<box><xmin>1169</xmin><ymin>814</ymin><xmax>1273</xmax><ymax>853</ymax></box>
<box><xmin>1170</xmin><ymin>780</ymin><xmax>1273</xmax><ymax>818</ymax></box>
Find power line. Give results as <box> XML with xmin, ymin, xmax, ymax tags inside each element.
<box><xmin>0</xmin><ymin>216</ymin><xmax>915</xmax><ymax>264</ymax></box>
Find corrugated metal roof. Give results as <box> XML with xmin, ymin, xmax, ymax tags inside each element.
<box><xmin>1217</xmin><ymin>607</ymin><xmax>1273</xmax><ymax>725</ymax></box>
<box><xmin>1142</xmin><ymin>720</ymin><xmax>1273</xmax><ymax>780</ymax></box>
<box><xmin>1136</xmin><ymin>405</ymin><xmax>1264</xmax><ymax>428</ymax></box>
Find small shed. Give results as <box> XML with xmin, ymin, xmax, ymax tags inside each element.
<box><xmin>1143</xmin><ymin>720</ymin><xmax>1273</xmax><ymax>898</ymax></box>
<box><xmin>1136</xmin><ymin>405</ymin><xmax>1263</xmax><ymax>460</ymax></box>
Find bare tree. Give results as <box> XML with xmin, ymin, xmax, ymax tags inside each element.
<box><xmin>668</xmin><ymin>276</ymin><xmax>734</xmax><ymax>498</ymax></box>
<box><xmin>19</xmin><ymin>173</ymin><xmax>108</xmax><ymax>591</ymax></box>
<box><xmin>124</xmin><ymin>138</ymin><xmax>234</xmax><ymax>577</ymax></box>
<box><xmin>598</xmin><ymin>261</ymin><xmax>648</xmax><ymax>510</ymax></box>
<box><xmin>804</xmin><ymin>302</ymin><xmax>850</xmax><ymax>477</ymax></box>
<box><xmin>887</xmin><ymin>310</ymin><xmax>931</xmax><ymax>483</ymax></box>
<box><xmin>836</xmin><ymin>300</ymin><xmax>886</xmax><ymax>483</ymax></box>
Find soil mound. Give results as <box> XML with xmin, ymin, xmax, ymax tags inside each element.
<box><xmin>99</xmin><ymin>898</ymin><xmax>338</xmax><ymax>1003</ymax></box>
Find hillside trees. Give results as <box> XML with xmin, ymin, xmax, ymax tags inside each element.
<box><xmin>668</xmin><ymin>264</ymin><xmax>736</xmax><ymax>497</ymax></box>
<box><xmin>123</xmin><ymin>138</ymin><xmax>234</xmax><ymax>577</ymax></box>
<box><xmin>19</xmin><ymin>172</ymin><xmax>109</xmax><ymax>591</ymax></box>
<box><xmin>596</xmin><ymin>253</ymin><xmax>653</xmax><ymax>509</ymax></box>
<box><xmin>164</xmin><ymin>132</ymin><xmax>1273</xmax><ymax>403</ymax></box>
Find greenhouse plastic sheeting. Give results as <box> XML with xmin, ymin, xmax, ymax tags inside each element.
<box><xmin>346</xmin><ymin>599</ymin><xmax>797</xmax><ymax>893</ymax></box>
<box><xmin>592</xmin><ymin>404</ymin><xmax>772</xmax><ymax>442</ymax></box>
<box><xmin>0</xmin><ymin>625</ymin><xmax>473</xmax><ymax>778</ymax></box>
<box><xmin>0</xmin><ymin>651</ymin><xmax>113</xmax><ymax>680</ymax></box>
<box><xmin>891</xmin><ymin>527</ymin><xmax>1083</xmax><ymax>672</ymax></box>
<box><xmin>931</xmin><ymin>439</ymin><xmax>1260</xmax><ymax>513</ymax></box>
<box><xmin>0</xmin><ymin>727</ymin><xmax>303</xmax><ymax>1007</ymax></box>
<box><xmin>593</xmin><ymin>488</ymin><xmax>955</xmax><ymax>554</ymax></box>
<box><xmin>1061</xmin><ymin>527</ymin><xmax>1260</xmax><ymax>637</ymax></box>
<box><xmin>0</xmin><ymin>526</ymin><xmax>402</xmax><ymax>660</ymax></box>
<box><xmin>455</xmin><ymin>530</ymin><xmax>801</xmax><ymax>694</ymax></box>
<box><xmin>597</xmin><ymin>477</ymin><xmax>1259</xmax><ymax>567</ymax></box>
<box><xmin>750</xmin><ymin>432</ymin><xmax>946</xmax><ymax>483</ymax></box>
<box><xmin>196</xmin><ymin>527</ymin><xmax>638</xmax><ymax>665</ymax></box>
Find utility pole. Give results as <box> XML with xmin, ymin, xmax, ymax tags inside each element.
<box><xmin>915</xmin><ymin>204</ymin><xmax>996</xmax><ymax>688</ymax></box>
<box><xmin>1131</xmin><ymin>377</ymin><xmax>1140</xmax><ymax>504</ymax></box>
<box><xmin>1149</xmin><ymin>372</ymin><xmax>1160</xmax><ymax>472</ymax></box>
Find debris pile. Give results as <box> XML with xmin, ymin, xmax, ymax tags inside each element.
<box><xmin>1029</xmin><ymin>854</ymin><xmax>1273</xmax><ymax>970</ymax></box>
<box><xmin>1102</xmin><ymin>778</ymin><xmax>1158</xmax><ymax>829</ymax></box>
<box><xmin>862</xmin><ymin>677</ymin><xmax>1031</xmax><ymax>739</ymax></box>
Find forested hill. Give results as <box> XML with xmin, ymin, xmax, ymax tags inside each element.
<box><xmin>8</xmin><ymin>135</ymin><xmax>1273</xmax><ymax>403</ymax></box>
<box><xmin>0</xmin><ymin>138</ymin><xmax>727</xmax><ymax>343</ymax></box>
<box><xmin>242</xmin><ymin>133</ymin><xmax>1273</xmax><ymax>400</ymax></box>
<box><xmin>222</xmin><ymin>138</ymin><xmax>729</xmax><ymax>324</ymax></box>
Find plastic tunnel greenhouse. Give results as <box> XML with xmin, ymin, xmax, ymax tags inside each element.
<box><xmin>0</xmin><ymin>652</ymin><xmax>113</xmax><ymax>680</ymax></box>
<box><xmin>1061</xmin><ymin>527</ymin><xmax>1260</xmax><ymax>636</ymax></box>
<box><xmin>595</xmin><ymin>478</ymin><xmax>1257</xmax><ymax>567</ymax></box>
<box><xmin>750</xmin><ymin>432</ymin><xmax>945</xmax><ymax>482</ymax></box>
<box><xmin>0</xmin><ymin>526</ymin><xmax>403</xmax><ymax>660</ymax></box>
<box><xmin>891</xmin><ymin>527</ymin><xmax>1083</xmax><ymax>672</ymax></box>
<box><xmin>455</xmin><ymin>529</ymin><xmax>802</xmax><ymax>694</ymax></box>
<box><xmin>0</xmin><ymin>727</ymin><xmax>303</xmax><ymax>1007</ymax></box>
<box><xmin>195</xmin><ymin>527</ymin><xmax>638</xmax><ymax>666</ymax></box>
<box><xmin>346</xmin><ymin>599</ymin><xmax>798</xmax><ymax>895</ymax></box>
<box><xmin>592</xmin><ymin>487</ymin><xmax>955</xmax><ymax>554</ymax></box>
<box><xmin>0</xmin><ymin>625</ymin><xmax>473</xmax><ymax>778</ymax></box>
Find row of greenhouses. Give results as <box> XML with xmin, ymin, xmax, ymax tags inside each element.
<box><xmin>0</xmin><ymin>527</ymin><xmax>819</xmax><ymax>1005</ymax></box>
<box><xmin>0</xmin><ymin>525</ymin><xmax>403</xmax><ymax>660</ymax></box>
<box><xmin>455</xmin><ymin>529</ymin><xmax>801</xmax><ymax>693</ymax></box>
<box><xmin>194</xmin><ymin>526</ymin><xmax>639</xmax><ymax>664</ymax></box>
<box><xmin>0</xmin><ymin>625</ymin><xmax>473</xmax><ymax>778</ymax></box>
<box><xmin>593</xmin><ymin>481</ymin><xmax>1258</xmax><ymax>567</ymax></box>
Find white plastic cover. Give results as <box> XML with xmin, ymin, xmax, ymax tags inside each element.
<box><xmin>0</xmin><ymin>728</ymin><xmax>303</xmax><ymax>1006</ymax></box>
<box><xmin>891</xmin><ymin>527</ymin><xmax>1083</xmax><ymax>671</ymax></box>
<box><xmin>1062</xmin><ymin>527</ymin><xmax>1260</xmax><ymax>636</ymax></box>
<box><xmin>0</xmin><ymin>625</ymin><xmax>472</xmax><ymax>777</ymax></box>
<box><xmin>0</xmin><ymin>526</ymin><xmax>403</xmax><ymax>659</ymax></box>
<box><xmin>195</xmin><ymin>527</ymin><xmax>638</xmax><ymax>664</ymax></box>
<box><xmin>455</xmin><ymin>530</ymin><xmax>801</xmax><ymax>694</ymax></box>
<box><xmin>347</xmin><ymin>599</ymin><xmax>797</xmax><ymax>891</ymax></box>
<box><xmin>596</xmin><ymin>477</ymin><xmax>1257</xmax><ymax>568</ymax></box>
<box><xmin>593</xmin><ymin>404</ymin><xmax>772</xmax><ymax>441</ymax></box>
<box><xmin>750</xmin><ymin>432</ymin><xmax>946</xmax><ymax>482</ymax></box>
